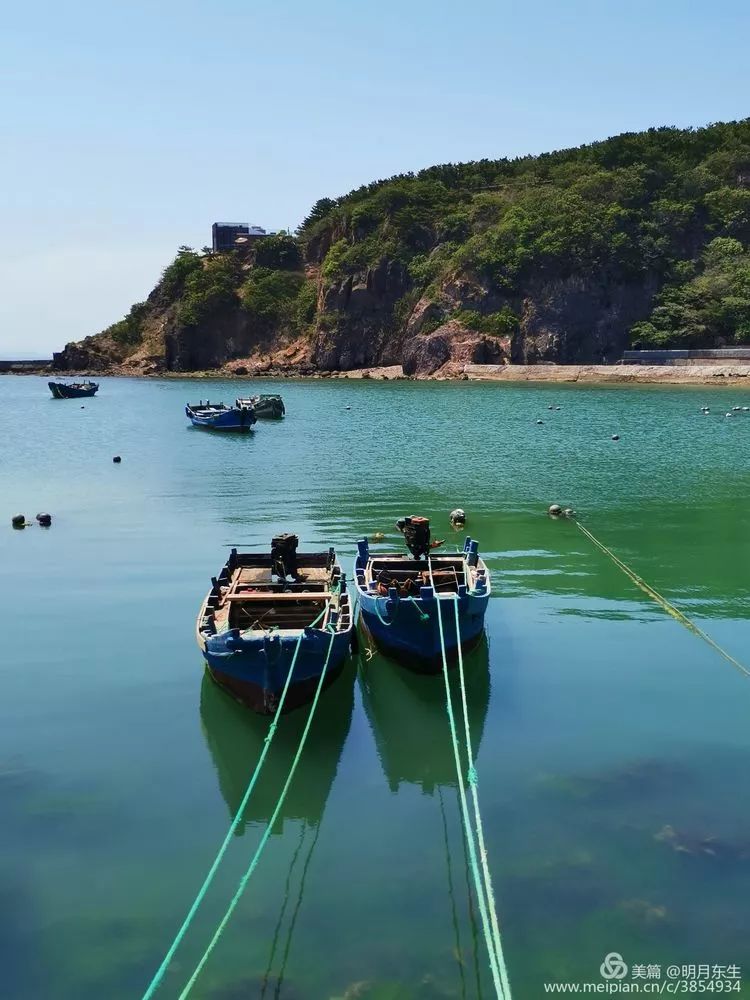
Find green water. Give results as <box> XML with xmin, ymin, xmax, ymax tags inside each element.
<box><xmin>1</xmin><ymin>375</ymin><xmax>749</xmax><ymax>1000</ymax></box>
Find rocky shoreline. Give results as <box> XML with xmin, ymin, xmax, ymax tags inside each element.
<box><xmin>11</xmin><ymin>362</ymin><xmax>750</xmax><ymax>385</ymax></box>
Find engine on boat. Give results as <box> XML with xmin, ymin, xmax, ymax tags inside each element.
<box><xmin>271</xmin><ymin>533</ymin><xmax>301</xmax><ymax>582</ymax></box>
<box><xmin>396</xmin><ymin>516</ymin><xmax>431</xmax><ymax>560</ymax></box>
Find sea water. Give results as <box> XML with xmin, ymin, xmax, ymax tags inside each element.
<box><xmin>1</xmin><ymin>375</ymin><xmax>749</xmax><ymax>998</ymax></box>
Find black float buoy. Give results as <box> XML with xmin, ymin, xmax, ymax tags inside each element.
<box><xmin>611</xmin><ymin>434</ymin><xmax>620</xmax><ymax>441</ymax></box>
<box><xmin>36</xmin><ymin>513</ymin><xmax>52</xmax><ymax>527</ymax></box>
<box><xmin>11</xmin><ymin>514</ymin><xmax>26</xmax><ymax>529</ymax></box>
<box><xmin>536</xmin><ymin>419</ymin><xmax>544</xmax><ymax>425</ymax></box>
<box><xmin>113</xmin><ymin>456</ymin><xmax>122</xmax><ymax>463</ymax></box>
<box><xmin>548</xmin><ymin>504</ymin><xmax>563</xmax><ymax>517</ymax></box>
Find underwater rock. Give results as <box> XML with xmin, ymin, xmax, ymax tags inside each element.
<box><xmin>619</xmin><ymin>897</ymin><xmax>668</xmax><ymax>923</ymax></box>
<box><xmin>654</xmin><ymin>824</ymin><xmax>750</xmax><ymax>861</ymax></box>
<box><xmin>538</xmin><ymin>758</ymin><xmax>690</xmax><ymax>804</ymax></box>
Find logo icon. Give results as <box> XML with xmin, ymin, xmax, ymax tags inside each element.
<box><xmin>600</xmin><ymin>953</ymin><xmax>628</xmax><ymax>980</ymax></box>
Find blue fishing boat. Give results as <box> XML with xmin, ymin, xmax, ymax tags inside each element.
<box><xmin>185</xmin><ymin>400</ymin><xmax>256</xmax><ymax>431</ymax></box>
<box><xmin>48</xmin><ymin>380</ymin><xmax>98</xmax><ymax>398</ymax></box>
<box><xmin>196</xmin><ymin>535</ymin><xmax>355</xmax><ymax>714</ymax></box>
<box><xmin>354</xmin><ymin>516</ymin><xmax>491</xmax><ymax>672</ymax></box>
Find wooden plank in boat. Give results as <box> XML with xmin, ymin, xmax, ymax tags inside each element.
<box><xmin>224</xmin><ymin>591</ymin><xmax>333</xmax><ymax>602</ymax></box>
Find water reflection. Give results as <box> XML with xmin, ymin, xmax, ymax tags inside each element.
<box><xmin>358</xmin><ymin>637</ymin><xmax>491</xmax><ymax>794</ymax></box>
<box><xmin>199</xmin><ymin>662</ymin><xmax>355</xmax><ymax>834</ymax></box>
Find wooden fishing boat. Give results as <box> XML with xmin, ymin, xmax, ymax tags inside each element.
<box><xmin>235</xmin><ymin>394</ymin><xmax>285</xmax><ymax>419</ymax></box>
<box><xmin>196</xmin><ymin>535</ymin><xmax>355</xmax><ymax>714</ymax></box>
<box><xmin>354</xmin><ymin>516</ymin><xmax>491</xmax><ymax>672</ymax></box>
<box><xmin>48</xmin><ymin>380</ymin><xmax>99</xmax><ymax>399</ymax></box>
<box><xmin>185</xmin><ymin>400</ymin><xmax>256</xmax><ymax>431</ymax></box>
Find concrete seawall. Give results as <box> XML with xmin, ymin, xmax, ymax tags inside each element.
<box><xmin>463</xmin><ymin>364</ymin><xmax>750</xmax><ymax>385</ymax></box>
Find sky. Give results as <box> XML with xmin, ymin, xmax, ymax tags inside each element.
<box><xmin>1</xmin><ymin>0</ymin><xmax>749</xmax><ymax>357</ymax></box>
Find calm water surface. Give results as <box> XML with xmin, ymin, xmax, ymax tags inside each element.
<box><xmin>1</xmin><ymin>375</ymin><xmax>749</xmax><ymax>999</ymax></box>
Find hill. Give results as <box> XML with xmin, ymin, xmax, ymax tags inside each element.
<box><xmin>54</xmin><ymin>120</ymin><xmax>750</xmax><ymax>376</ymax></box>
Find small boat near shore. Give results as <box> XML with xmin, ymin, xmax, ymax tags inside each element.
<box><xmin>197</xmin><ymin>534</ymin><xmax>355</xmax><ymax>714</ymax></box>
<box><xmin>236</xmin><ymin>394</ymin><xmax>285</xmax><ymax>419</ymax></box>
<box><xmin>185</xmin><ymin>400</ymin><xmax>256</xmax><ymax>431</ymax></box>
<box><xmin>48</xmin><ymin>380</ymin><xmax>99</xmax><ymax>399</ymax></box>
<box><xmin>355</xmin><ymin>516</ymin><xmax>491</xmax><ymax>672</ymax></box>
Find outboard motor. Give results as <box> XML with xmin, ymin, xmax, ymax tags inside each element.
<box><xmin>271</xmin><ymin>533</ymin><xmax>300</xmax><ymax>581</ymax></box>
<box><xmin>396</xmin><ymin>515</ymin><xmax>431</xmax><ymax>560</ymax></box>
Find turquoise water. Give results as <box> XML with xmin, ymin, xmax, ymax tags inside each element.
<box><xmin>1</xmin><ymin>374</ymin><xmax>749</xmax><ymax>999</ymax></box>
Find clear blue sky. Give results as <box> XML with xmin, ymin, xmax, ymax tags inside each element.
<box><xmin>1</xmin><ymin>0</ymin><xmax>748</xmax><ymax>357</ymax></box>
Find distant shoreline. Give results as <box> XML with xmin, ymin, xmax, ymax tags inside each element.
<box><xmin>8</xmin><ymin>362</ymin><xmax>750</xmax><ymax>386</ymax></box>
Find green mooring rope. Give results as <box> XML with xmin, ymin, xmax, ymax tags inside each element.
<box><xmin>576</xmin><ymin>521</ymin><xmax>749</xmax><ymax>679</ymax></box>
<box><xmin>141</xmin><ymin>607</ymin><xmax>328</xmax><ymax>1000</ymax></box>
<box><xmin>428</xmin><ymin>561</ymin><xmax>511</xmax><ymax>999</ymax></box>
<box><xmin>177</xmin><ymin>627</ymin><xmax>338</xmax><ymax>999</ymax></box>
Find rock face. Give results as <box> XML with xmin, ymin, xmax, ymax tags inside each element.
<box><xmin>513</xmin><ymin>276</ymin><xmax>660</xmax><ymax>365</ymax></box>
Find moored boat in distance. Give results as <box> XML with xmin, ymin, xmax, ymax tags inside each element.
<box><xmin>196</xmin><ymin>534</ymin><xmax>355</xmax><ymax>714</ymax></box>
<box><xmin>48</xmin><ymin>380</ymin><xmax>99</xmax><ymax>399</ymax></box>
<box><xmin>355</xmin><ymin>516</ymin><xmax>491</xmax><ymax>672</ymax></box>
<box><xmin>185</xmin><ymin>400</ymin><xmax>256</xmax><ymax>431</ymax></box>
<box><xmin>235</xmin><ymin>394</ymin><xmax>285</xmax><ymax>419</ymax></box>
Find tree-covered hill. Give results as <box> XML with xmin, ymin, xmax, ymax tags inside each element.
<box><xmin>54</xmin><ymin>120</ymin><xmax>750</xmax><ymax>375</ymax></box>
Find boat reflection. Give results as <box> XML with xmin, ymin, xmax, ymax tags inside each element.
<box><xmin>199</xmin><ymin>659</ymin><xmax>356</xmax><ymax>835</ymax></box>
<box><xmin>358</xmin><ymin>636</ymin><xmax>491</xmax><ymax>794</ymax></box>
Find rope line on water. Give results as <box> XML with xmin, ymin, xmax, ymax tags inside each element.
<box><xmin>450</xmin><ymin>597</ymin><xmax>513</xmax><ymax>1000</ymax></box>
<box><xmin>575</xmin><ymin>521</ymin><xmax>750</xmax><ymax>679</ymax></box>
<box><xmin>141</xmin><ymin>606</ymin><xmax>328</xmax><ymax>1000</ymax></box>
<box><xmin>428</xmin><ymin>560</ymin><xmax>511</xmax><ymax>1000</ymax></box>
<box><xmin>177</xmin><ymin>627</ymin><xmax>338</xmax><ymax>999</ymax></box>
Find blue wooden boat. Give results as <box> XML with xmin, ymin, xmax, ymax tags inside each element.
<box><xmin>354</xmin><ymin>517</ymin><xmax>491</xmax><ymax>672</ymax></box>
<box><xmin>48</xmin><ymin>380</ymin><xmax>98</xmax><ymax>398</ymax></box>
<box><xmin>185</xmin><ymin>399</ymin><xmax>256</xmax><ymax>431</ymax></box>
<box><xmin>196</xmin><ymin>535</ymin><xmax>355</xmax><ymax>714</ymax></box>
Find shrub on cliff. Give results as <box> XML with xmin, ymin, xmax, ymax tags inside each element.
<box><xmin>631</xmin><ymin>237</ymin><xmax>750</xmax><ymax>347</ymax></box>
<box><xmin>253</xmin><ymin>233</ymin><xmax>302</xmax><ymax>270</ymax></box>
<box><xmin>104</xmin><ymin>302</ymin><xmax>148</xmax><ymax>347</ymax></box>
<box><xmin>240</xmin><ymin>268</ymin><xmax>309</xmax><ymax>331</ymax></box>
<box><xmin>177</xmin><ymin>255</ymin><xmax>242</xmax><ymax>326</ymax></box>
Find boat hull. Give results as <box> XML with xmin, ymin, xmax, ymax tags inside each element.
<box><xmin>186</xmin><ymin>405</ymin><xmax>256</xmax><ymax>431</ymax></box>
<box><xmin>48</xmin><ymin>381</ymin><xmax>98</xmax><ymax>398</ymax></box>
<box><xmin>200</xmin><ymin>627</ymin><xmax>353</xmax><ymax>714</ymax></box>
<box><xmin>357</xmin><ymin>591</ymin><xmax>488</xmax><ymax>673</ymax></box>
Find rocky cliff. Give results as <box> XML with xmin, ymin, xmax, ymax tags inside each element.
<box><xmin>54</xmin><ymin>120</ymin><xmax>750</xmax><ymax>376</ymax></box>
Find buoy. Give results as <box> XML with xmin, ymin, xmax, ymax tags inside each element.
<box><xmin>611</xmin><ymin>434</ymin><xmax>620</xmax><ymax>441</ymax></box>
<box><xmin>371</xmin><ymin>532</ymin><xmax>385</xmax><ymax>542</ymax></box>
<box><xmin>113</xmin><ymin>456</ymin><xmax>122</xmax><ymax>463</ymax></box>
<box><xmin>345</xmin><ymin>406</ymin><xmax>351</xmax><ymax>410</ymax></box>
<box><xmin>726</xmin><ymin>413</ymin><xmax>733</xmax><ymax>418</ymax></box>
<box><xmin>11</xmin><ymin>514</ymin><xmax>26</xmax><ymax>529</ymax></box>
<box><xmin>548</xmin><ymin>405</ymin><xmax>554</xmax><ymax>410</ymax></box>
<box><xmin>449</xmin><ymin>508</ymin><xmax>466</xmax><ymax>525</ymax></box>
<box><xmin>536</xmin><ymin>419</ymin><xmax>544</xmax><ymax>425</ymax></box>
<box><xmin>548</xmin><ymin>504</ymin><xmax>563</xmax><ymax>517</ymax></box>
<box><xmin>563</xmin><ymin>508</ymin><xmax>576</xmax><ymax>518</ymax></box>
<box><xmin>733</xmin><ymin>406</ymin><xmax>742</xmax><ymax>411</ymax></box>
<box><xmin>36</xmin><ymin>513</ymin><xmax>52</xmax><ymax>527</ymax></box>
<box><xmin>744</xmin><ymin>407</ymin><xmax>750</xmax><ymax>412</ymax></box>
<box><xmin>555</xmin><ymin>406</ymin><xmax>561</xmax><ymax>410</ymax></box>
